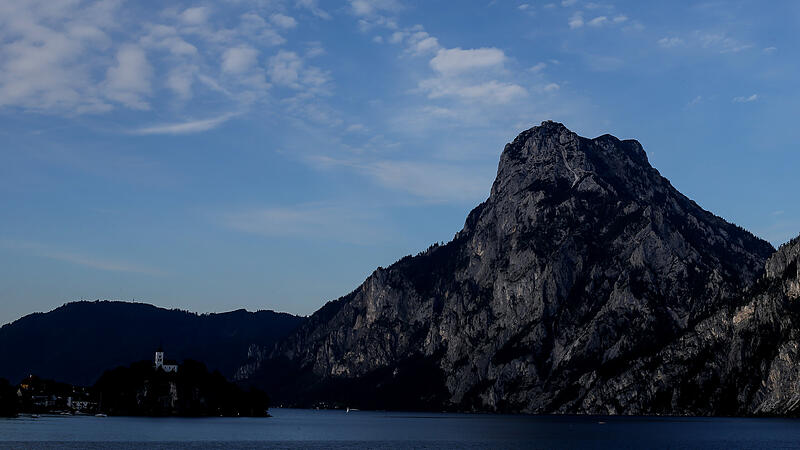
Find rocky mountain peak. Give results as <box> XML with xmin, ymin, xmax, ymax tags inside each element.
<box><xmin>765</xmin><ymin>236</ymin><xmax>800</xmax><ymax>298</ymax></box>
<box><xmin>490</xmin><ymin>122</ymin><xmax>655</xmax><ymax>207</ymax></box>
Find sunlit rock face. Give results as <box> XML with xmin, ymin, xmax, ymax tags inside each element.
<box><xmin>240</xmin><ymin>121</ymin><xmax>782</xmax><ymax>414</ymax></box>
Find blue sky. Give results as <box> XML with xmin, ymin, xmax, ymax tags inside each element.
<box><xmin>1</xmin><ymin>0</ymin><xmax>798</xmax><ymax>324</ymax></box>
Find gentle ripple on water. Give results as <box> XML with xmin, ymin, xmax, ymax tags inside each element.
<box><xmin>2</xmin><ymin>408</ymin><xmax>800</xmax><ymax>449</ymax></box>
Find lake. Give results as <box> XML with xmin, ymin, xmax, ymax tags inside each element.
<box><xmin>2</xmin><ymin>408</ymin><xmax>800</xmax><ymax>449</ymax></box>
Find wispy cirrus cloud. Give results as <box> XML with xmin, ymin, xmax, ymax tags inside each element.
<box><xmin>732</xmin><ymin>94</ymin><xmax>758</xmax><ymax>103</ymax></box>
<box><xmin>132</xmin><ymin>112</ymin><xmax>239</xmax><ymax>135</ymax></box>
<box><xmin>221</xmin><ymin>203</ymin><xmax>387</xmax><ymax>244</ymax></box>
<box><xmin>306</xmin><ymin>155</ymin><xmax>491</xmax><ymax>204</ymax></box>
<box><xmin>658</xmin><ymin>31</ymin><xmax>753</xmax><ymax>54</ymax></box>
<box><xmin>1</xmin><ymin>240</ymin><xmax>162</xmax><ymax>275</ymax></box>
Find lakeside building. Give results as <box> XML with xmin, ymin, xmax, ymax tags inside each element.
<box><xmin>154</xmin><ymin>349</ymin><xmax>179</xmax><ymax>373</ymax></box>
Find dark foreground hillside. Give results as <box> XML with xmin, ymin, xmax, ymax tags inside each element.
<box><xmin>0</xmin><ymin>301</ymin><xmax>303</xmax><ymax>386</ymax></box>
<box><xmin>95</xmin><ymin>360</ymin><xmax>270</xmax><ymax>417</ymax></box>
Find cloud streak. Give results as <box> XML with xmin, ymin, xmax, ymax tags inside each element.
<box><xmin>307</xmin><ymin>155</ymin><xmax>491</xmax><ymax>204</ymax></box>
<box><xmin>221</xmin><ymin>203</ymin><xmax>386</xmax><ymax>244</ymax></box>
<box><xmin>1</xmin><ymin>240</ymin><xmax>162</xmax><ymax>275</ymax></box>
<box><xmin>132</xmin><ymin>113</ymin><xmax>239</xmax><ymax>135</ymax></box>
<box><xmin>732</xmin><ymin>94</ymin><xmax>758</xmax><ymax>103</ymax></box>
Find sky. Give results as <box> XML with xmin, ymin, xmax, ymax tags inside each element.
<box><xmin>0</xmin><ymin>0</ymin><xmax>798</xmax><ymax>324</ymax></box>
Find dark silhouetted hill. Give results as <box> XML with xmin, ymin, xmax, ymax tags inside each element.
<box><xmin>0</xmin><ymin>301</ymin><xmax>303</xmax><ymax>386</ymax></box>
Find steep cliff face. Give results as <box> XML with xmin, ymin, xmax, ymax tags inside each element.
<box><xmin>584</xmin><ymin>236</ymin><xmax>800</xmax><ymax>415</ymax></box>
<box><xmin>240</xmin><ymin>121</ymin><xmax>775</xmax><ymax>413</ymax></box>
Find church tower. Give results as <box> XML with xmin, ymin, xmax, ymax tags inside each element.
<box><xmin>154</xmin><ymin>348</ymin><xmax>164</xmax><ymax>369</ymax></box>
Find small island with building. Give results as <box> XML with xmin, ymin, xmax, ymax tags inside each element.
<box><xmin>0</xmin><ymin>349</ymin><xmax>271</xmax><ymax>418</ymax></box>
<box><xmin>94</xmin><ymin>348</ymin><xmax>271</xmax><ymax>417</ymax></box>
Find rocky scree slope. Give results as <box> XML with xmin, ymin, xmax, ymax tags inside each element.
<box><xmin>239</xmin><ymin>121</ymin><xmax>775</xmax><ymax>413</ymax></box>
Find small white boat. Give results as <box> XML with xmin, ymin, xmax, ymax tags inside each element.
<box><xmin>30</xmin><ymin>414</ymin><xmax>40</xmax><ymax>418</ymax></box>
<box><xmin>95</xmin><ymin>413</ymin><xmax>108</xmax><ymax>417</ymax></box>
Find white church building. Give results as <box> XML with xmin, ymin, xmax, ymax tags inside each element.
<box><xmin>154</xmin><ymin>349</ymin><xmax>179</xmax><ymax>373</ymax></box>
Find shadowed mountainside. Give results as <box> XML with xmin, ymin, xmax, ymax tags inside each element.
<box><xmin>0</xmin><ymin>301</ymin><xmax>303</xmax><ymax>386</ymax></box>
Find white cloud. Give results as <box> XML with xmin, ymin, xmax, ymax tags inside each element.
<box><xmin>180</xmin><ymin>7</ymin><xmax>210</xmax><ymax>25</ymax></box>
<box><xmin>389</xmin><ymin>31</ymin><xmax>405</xmax><ymax>43</ymax></box>
<box><xmin>543</xmin><ymin>83</ymin><xmax>560</xmax><ymax>92</ymax></box>
<box><xmin>529</xmin><ymin>62</ymin><xmax>547</xmax><ymax>73</ymax></box>
<box><xmin>404</xmin><ymin>31</ymin><xmax>441</xmax><ymax>55</ymax></box>
<box><xmin>268</xmin><ymin>51</ymin><xmax>304</xmax><ymax>86</ymax></box>
<box><xmin>296</xmin><ymin>0</ymin><xmax>331</xmax><ymax>19</ymax></box>
<box><xmin>658</xmin><ymin>37</ymin><xmax>684</xmax><ymax>48</ymax></box>
<box><xmin>166</xmin><ymin>65</ymin><xmax>197</xmax><ymax>99</ymax></box>
<box><xmin>104</xmin><ymin>45</ymin><xmax>153</xmax><ymax>110</ymax></box>
<box><xmin>561</xmin><ymin>0</ymin><xmax>577</xmax><ymax>6</ymax></box>
<box><xmin>0</xmin><ymin>1</ymin><xmax>119</xmax><ymax>113</ymax></box>
<box><xmin>697</xmin><ymin>32</ymin><xmax>753</xmax><ymax>53</ymax></box>
<box><xmin>306</xmin><ymin>42</ymin><xmax>326</xmax><ymax>57</ymax></box>
<box><xmin>239</xmin><ymin>13</ymin><xmax>287</xmax><ymax>47</ymax></box>
<box><xmin>420</xmin><ymin>79</ymin><xmax>527</xmax><ymax>104</ymax></box>
<box><xmin>349</xmin><ymin>0</ymin><xmax>402</xmax><ymax>17</ymax></box>
<box><xmin>346</xmin><ymin>123</ymin><xmax>367</xmax><ymax>133</ymax></box>
<box><xmin>161</xmin><ymin>36</ymin><xmax>198</xmax><ymax>56</ymax></box>
<box><xmin>569</xmin><ymin>12</ymin><xmax>584</xmax><ymax>29</ymax></box>
<box><xmin>587</xmin><ymin>16</ymin><xmax>608</xmax><ymax>26</ymax></box>
<box><xmin>732</xmin><ymin>94</ymin><xmax>758</xmax><ymax>103</ymax></box>
<box><xmin>268</xmin><ymin>50</ymin><xmax>330</xmax><ymax>92</ymax></box>
<box><xmin>658</xmin><ymin>32</ymin><xmax>751</xmax><ymax>53</ymax></box>
<box><xmin>270</xmin><ymin>13</ymin><xmax>298</xmax><ymax>29</ymax></box>
<box><xmin>763</xmin><ymin>46</ymin><xmax>777</xmax><ymax>54</ymax></box>
<box><xmin>613</xmin><ymin>15</ymin><xmax>628</xmax><ymax>23</ymax></box>
<box><xmin>132</xmin><ymin>113</ymin><xmax>238</xmax><ymax>135</ymax></box>
<box><xmin>698</xmin><ymin>33</ymin><xmax>753</xmax><ymax>53</ymax></box>
<box><xmin>429</xmin><ymin>47</ymin><xmax>506</xmax><ymax>75</ymax></box>
<box><xmin>222</xmin><ymin>46</ymin><xmax>260</xmax><ymax>74</ymax></box>
<box><xmin>518</xmin><ymin>4</ymin><xmax>531</xmax><ymax>10</ymax></box>
<box><xmin>140</xmin><ymin>25</ymin><xmax>198</xmax><ymax>56</ymax></box>
<box><xmin>379</xmin><ymin>24</ymin><xmax>530</xmax><ymax>107</ymax></box>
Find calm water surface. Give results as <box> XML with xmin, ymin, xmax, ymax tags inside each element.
<box><xmin>2</xmin><ymin>408</ymin><xmax>800</xmax><ymax>449</ymax></box>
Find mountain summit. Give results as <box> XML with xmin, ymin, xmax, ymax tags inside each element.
<box><xmin>240</xmin><ymin>122</ymin><xmax>775</xmax><ymax>413</ymax></box>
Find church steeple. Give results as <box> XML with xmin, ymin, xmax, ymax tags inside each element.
<box><xmin>154</xmin><ymin>349</ymin><xmax>164</xmax><ymax>368</ymax></box>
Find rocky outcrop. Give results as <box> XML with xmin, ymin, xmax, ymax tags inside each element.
<box><xmin>583</xmin><ymin>236</ymin><xmax>800</xmax><ymax>415</ymax></box>
<box><xmin>240</xmin><ymin>121</ymin><xmax>779</xmax><ymax>414</ymax></box>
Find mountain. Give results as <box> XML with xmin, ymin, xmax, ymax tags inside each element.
<box><xmin>0</xmin><ymin>301</ymin><xmax>303</xmax><ymax>386</ymax></box>
<box><xmin>238</xmin><ymin>121</ymin><xmax>776</xmax><ymax>413</ymax></box>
